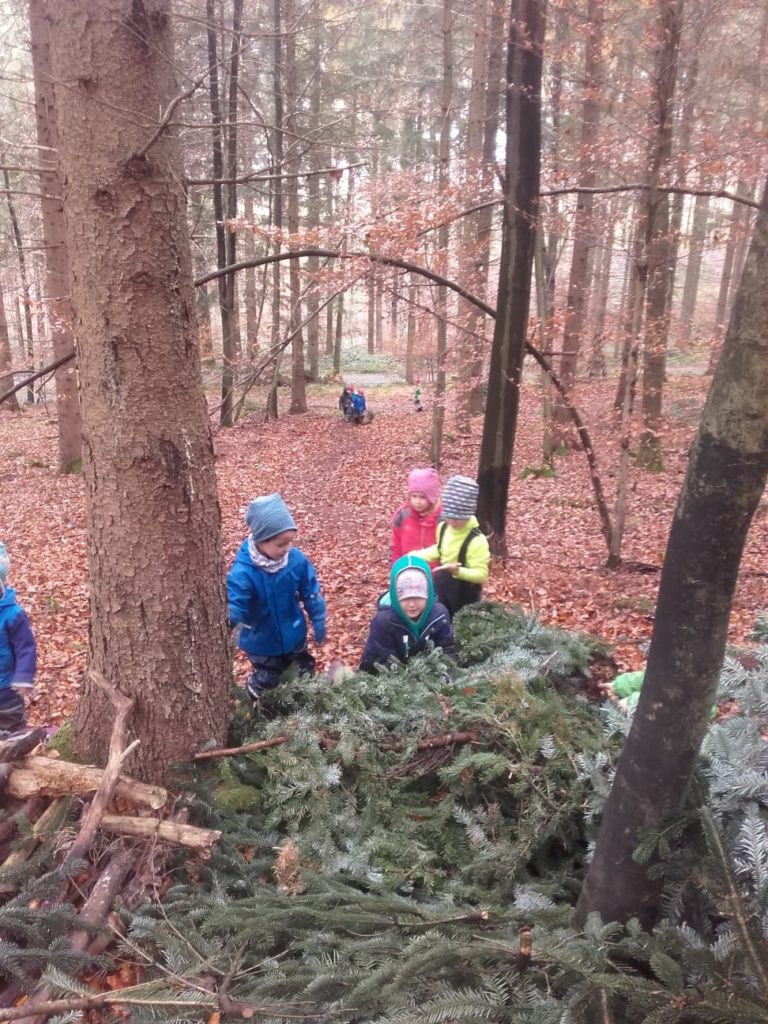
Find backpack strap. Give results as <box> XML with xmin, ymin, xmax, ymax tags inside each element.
<box><xmin>437</xmin><ymin>521</ymin><xmax>447</xmax><ymax>558</ymax></box>
<box><xmin>457</xmin><ymin>527</ymin><xmax>481</xmax><ymax>567</ymax></box>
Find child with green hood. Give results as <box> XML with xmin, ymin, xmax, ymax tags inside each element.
<box><xmin>359</xmin><ymin>556</ymin><xmax>456</xmax><ymax>673</ymax></box>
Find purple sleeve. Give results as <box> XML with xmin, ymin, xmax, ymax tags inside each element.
<box><xmin>8</xmin><ymin>608</ymin><xmax>36</xmax><ymax>686</ymax></box>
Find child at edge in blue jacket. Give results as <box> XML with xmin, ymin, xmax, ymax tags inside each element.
<box><xmin>226</xmin><ymin>494</ymin><xmax>326</xmax><ymax>703</ymax></box>
<box><xmin>0</xmin><ymin>542</ymin><xmax>37</xmax><ymax>738</ymax></box>
<box><xmin>359</xmin><ymin>555</ymin><xmax>456</xmax><ymax>673</ymax></box>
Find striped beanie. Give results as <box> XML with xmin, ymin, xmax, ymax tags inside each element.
<box><xmin>441</xmin><ymin>475</ymin><xmax>479</xmax><ymax>519</ymax></box>
<box><xmin>0</xmin><ymin>542</ymin><xmax>8</xmax><ymax>584</ymax></box>
<box><xmin>245</xmin><ymin>494</ymin><xmax>297</xmax><ymax>542</ymax></box>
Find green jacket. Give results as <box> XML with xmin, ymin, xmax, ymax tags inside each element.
<box><xmin>412</xmin><ymin>516</ymin><xmax>490</xmax><ymax>585</ymax></box>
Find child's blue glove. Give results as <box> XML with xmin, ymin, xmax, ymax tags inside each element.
<box><xmin>313</xmin><ymin>622</ymin><xmax>326</xmax><ymax>644</ymax></box>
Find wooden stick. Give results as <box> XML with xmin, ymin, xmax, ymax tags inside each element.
<box><xmin>195</xmin><ymin>729</ymin><xmax>478</xmax><ymax>761</ymax></box>
<box><xmin>63</xmin><ymin>670</ymin><xmax>136</xmax><ymax>867</ymax></box>
<box><xmin>99</xmin><ymin>814</ymin><xmax>222</xmax><ymax>850</ymax></box>
<box><xmin>0</xmin><ymin>726</ymin><xmax>47</xmax><ymax>765</ymax></box>
<box><xmin>194</xmin><ymin>734</ymin><xmax>290</xmax><ymax>760</ymax></box>
<box><xmin>14</xmin><ymin>845</ymin><xmax>137</xmax><ymax>1024</ymax></box>
<box><xmin>4</xmin><ymin>756</ymin><xmax>167</xmax><ymax>808</ymax></box>
<box><xmin>415</xmin><ymin>731</ymin><xmax>478</xmax><ymax>750</ymax></box>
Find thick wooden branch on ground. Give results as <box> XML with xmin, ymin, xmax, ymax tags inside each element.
<box><xmin>99</xmin><ymin>814</ymin><xmax>222</xmax><ymax>850</ymax></box>
<box><xmin>63</xmin><ymin>670</ymin><xmax>136</xmax><ymax>867</ymax></box>
<box><xmin>13</xmin><ymin>845</ymin><xmax>138</xmax><ymax>1024</ymax></box>
<box><xmin>4</xmin><ymin>756</ymin><xmax>167</xmax><ymax>808</ymax></box>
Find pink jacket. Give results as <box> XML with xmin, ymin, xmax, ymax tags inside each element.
<box><xmin>389</xmin><ymin>503</ymin><xmax>441</xmax><ymax>566</ymax></box>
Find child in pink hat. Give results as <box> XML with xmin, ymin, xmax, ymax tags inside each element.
<box><xmin>389</xmin><ymin>467</ymin><xmax>441</xmax><ymax>567</ymax></box>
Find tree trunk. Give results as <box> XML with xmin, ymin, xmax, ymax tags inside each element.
<box><xmin>0</xmin><ymin>287</ymin><xmax>20</xmax><ymax>412</ymax></box>
<box><xmin>267</xmin><ymin>0</ymin><xmax>284</xmax><ymax>421</ymax></box>
<box><xmin>430</xmin><ymin>0</ymin><xmax>453</xmax><ymax>467</ymax></box>
<box><xmin>50</xmin><ymin>0</ymin><xmax>232</xmax><ymax>784</ymax></box>
<box><xmin>286</xmin><ymin>0</ymin><xmax>307</xmax><ymax>414</ymax></box>
<box><xmin>206</xmin><ymin>0</ymin><xmax>236</xmax><ymax>427</ymax></box>
<box><xmin>367</xmin><ymin>265</ymin><xmax>376</xmax><ymax>354</ymax></box>
<box><xmin>637</xmin><ymin>0</ymin><xmax>683</xmax><ymax>471</ymax></box>
<box><xmin>3</xmin><ymin>173</ymin><xmax>36</xmax><ymax>405</ymax></box>
<box><xmin>576</xmin><ymin>178</ymin><xmax>768</xmax><ymax>929</ymax></box>
<box><xmin>305</xmin><ymin>16</ymin><xmax>323</xmax><ymax>381</ymax></box>
<box><xmin>552</xmin><ymin>0</ymin><xmax>604</xmax><ymax>439</ymax></box>
<box><xmin>224</xmin><ymin>0</ymin><xmax>244</xmax><ymax>362</ymax></box>
<box><xmin>587</xmin><ymin>197</ymin><xmax>618</xmax><ymax>376</ymax></box>
<box><xmin>476</xmin><ymin>0</ymin><xmax>544</xmax><ymax>554</ymax></box>
<box><xmin>678</xmin><ymin>191</ymin><xmax>709</xmax><ymax>347</ymax></box>
<box><xmin>28</xmin><ymin>0</ymin><xmax>82</xmax><ymax>471</ymax></box>
<box><xmin>242</xmin><ymin>188</ymin><xmax>258</xmax><ymax>357</ymax></box>
<box><xmin>405</xmin><ymin>274</ymin><xmax>416</xmax><ymax>385</ymax></box>
<box><xmin>455</xmin><ymin>0</ymin><xmax>488</xmax><ymax>435</ymax></box>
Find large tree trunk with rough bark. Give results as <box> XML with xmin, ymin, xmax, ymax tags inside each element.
<box><xmin>576</xmin><ymin>178</ymin><xmax>768</xmax><ymax>930</ymax></box>
<box><xmin>476</xmin><ymin>0</ymin><xmax>544</xmax><ymax>554</ymax></box>
<box><xmin>28</xmin><ymin>0</ymin><xmax>82</xmax><ymax>472</ymax></box>
<box><xmin>50</xmin><ymin>0</ymin><xmax>231</xmax><ymax>784</ymax></box>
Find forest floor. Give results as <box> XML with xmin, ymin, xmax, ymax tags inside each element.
<box><xmin>1</xmin><ymin>366</ymin><xmax>766</xmax><ymax>727</ymax></box>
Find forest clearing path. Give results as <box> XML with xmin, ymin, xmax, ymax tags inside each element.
<box><xmin>0</xmin><ymin>372</ymin><xmax>765</xmax><ymax>722</ymax></box>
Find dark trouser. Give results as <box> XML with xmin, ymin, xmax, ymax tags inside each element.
<box><xmin>246</xmin><ymin>644</ymin><xmax>316</xmax><ymax>701</ymax></box>
<box><xmin>0</xmin><ymin>689</ymin><xmax>26</xmax><ymax>738</ymax></box>
<box><xmin>434</xmin><ymin>572</ymin><xmax>482</xmax><ymax>619</ymax></box>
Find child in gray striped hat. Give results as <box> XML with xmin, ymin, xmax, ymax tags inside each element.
<box><xmin>411</xmin><ymin>475</ymin><xmax>490</xmax><ymax>618</ymax></box>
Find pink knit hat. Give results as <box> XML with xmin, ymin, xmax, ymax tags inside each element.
<box><xmin>406</xmin><ymin>467</ymin><xmax>440</xmax><ymax>506</ymax></box>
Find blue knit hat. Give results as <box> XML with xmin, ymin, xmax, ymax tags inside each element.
<box><xmin>245</xmin><ymin>494</ymin><xmax>297</xmax><ymax>542</ymax></box>
<box><xmin>0</xmin><ymin>543</ymin><xmax>8</xmax><ymax>584</ymax></box>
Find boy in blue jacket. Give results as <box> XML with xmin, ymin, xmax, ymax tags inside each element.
<box><xmin>359</xmin><ymin>555</ymin><xmax>456</xmax><ymax>673</ymax></box>
<box><xmin>0</xmin><ymin>542</ymin><xmax>37</xmax><ymax>738</ymax></box>
<box><xmin>227</xmin><ymin>494</ymin><xmax>326</xmax><ymax>702</ymax></box>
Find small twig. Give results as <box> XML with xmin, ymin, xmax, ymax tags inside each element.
<box><xmin>194</xmin><ymin>734</ymin><xmax>291</xmax><ymax>760</ymax></box>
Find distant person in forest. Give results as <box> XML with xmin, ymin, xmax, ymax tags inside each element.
<box><xmin>348</xmin><ymin>387</ymin><xmax>367</xmax><ymax>424</ymax></box>
<box><xmin>359</xmin><ymin>556</ymin><xmax>456</xmax><ymax>673</ymax></box>
<box><xmin>412</xmin><ymin>475</ymin><xmax>490</xmax><ymax>618</ymax></box>
<box><xmin>389</xmin><ymin>467</ymin><xmax>442</xmax><ymax>566</ymax></box>
<box><xmin>338</xmin><ymin>385</ymin><xmax>353</xmax><ymax>420</ymax></box>
<box><xmin>413</xmin><ymin>377</ymin><xmax>423</xmax><ymax>412</ymax></box>
<box><xmin>227</xmin><ymin>494</ymin><xmax>326</xmax><ymax>702</ymax></box>
<box><xmin>0</xmin><ymin>542</ymin><xmax>37</xmax><ymax>738</ymax></box>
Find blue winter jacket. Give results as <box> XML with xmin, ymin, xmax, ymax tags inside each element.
<box><xmin>0</xmin><ymin>587</ymin><xmax>37</xmax><ymax>691</ymax></box>
<box><xmin>226</xmin><ymin>542</ymin><xmax>326</xmax><ymax>658</ymax></box>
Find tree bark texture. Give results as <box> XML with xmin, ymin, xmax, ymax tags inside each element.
<box><xmin>638</xmin><ymin>0</ymin><xmax>682</xmax><ymax>470</ymax></box>
<box><xmin>476</xmin><ymin>0</ymin><xmax>544</xmax><ymax>553</ymax></box>
<box><xmin>0</xmin><ymin>287</ymin><xmax>20</xmax><ymax>412</ymax></box>
<box><xmin>49</xmin><ymin>0</ymin><xmax>231</xmax><ymax>783</ymax></box>
<box><xmin>286</xmin><ymin>0</ymin><xmax>308</xmax><ymax>414</ymax></box>
<box><xmin>576</xmin><ymin>179</ymin><xmax>768</xmax><ymax>929</ymax></box>
<box><xmin>3</xmin><ymin>173</ymin><xmax>35</xmax><ymax>404</ymax></box>
<box><xmin>206</xmin><ymin>0</ymin><xmax>236</xmax><ymax>427</ymax></box>
<box><xmin>679</xmin><ymin>192</ymin><xmax>709</xmax><ymax>346</ymax></box>
<box><xmin>430</xmin><ymin>0</ymin><xmax>453</xmax><ymax>467</ymax></box>
<box><xmin>553</xmin><ymin>0</ymin><xmax>604</xmax><ymax>435</ymax></box>
<box><xmin>28</xmin><ymin>0</ymin><xmax>82</xmax><ymax>471</ymax></box>
<box><xmin>267</xmin><ymin>0</ymin><xmax>284</xmax><ymax>420</ymax></box>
